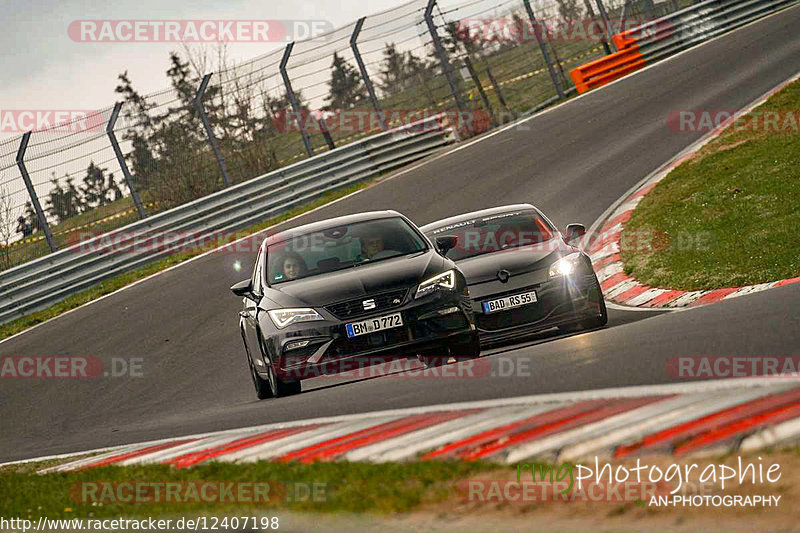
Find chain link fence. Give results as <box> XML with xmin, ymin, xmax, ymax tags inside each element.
<box><xmin>0</xmin><ymin>0</ymin><xmax>701</xmax><ymax>273</ymax></box>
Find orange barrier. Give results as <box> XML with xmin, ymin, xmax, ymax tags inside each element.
<box><xmin>569</xmin><ymin>44</ymin><xmax>646</xmax><ymax>94</ymax></box>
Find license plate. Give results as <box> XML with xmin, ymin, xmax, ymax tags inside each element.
<box><xmin>345</xmin><ymin>312</ymin><xmax>404</xmax><ymax>338</ymax></box>
<box><xmin>482</xmin><ymin>290</ymin><xmax>537</xmax><ymax>314</ymax></box>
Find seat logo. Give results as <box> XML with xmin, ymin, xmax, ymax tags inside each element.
<box><xmin>362</xmin><ymin>299</ymin><xmax>376</xmax><ymax>310</ymax></box>
<box><xmin>497</xmin><ymin>269</ymin><xmax>511</xmax><ymax>283</ymax></box>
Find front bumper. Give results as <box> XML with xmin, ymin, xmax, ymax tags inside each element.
<box><xmin>470</xmin><ymin>269</ymin><xmax>603</xmax><ymax>345</ymax></box>
<box><xmin>261</xmin><ymin>290</ymin><xmax>476</xmax><ymax>380</ymax></box>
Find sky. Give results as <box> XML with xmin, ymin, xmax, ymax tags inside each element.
<box><xmin>0</xmin><ymin>0</ymin><xmax>406</xmax><ymax>141</ymax></box>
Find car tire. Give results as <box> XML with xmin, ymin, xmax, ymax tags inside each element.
<box><xmin>258</xmin><ymin>339</ymin><xmax>301</xmax><ymax>399</ymax></box>
<box><xmin>580</xmin><ymin>291</ymin><xmax>608</xmax><ymax>329</ymax></box>
<box><xmin>559</xmin><ymin>275</ymin><xmax>608</xmax><ymax>332</ymax></box>
<box><xmin>265</xmin><ymin>360</ymin><xmax>302</xmax><ymax>398</ymax></box>
<box><xmin>249</xmin><ymin>355</ymin><xmax>274</xmax><ymax>400</ymax></box>
<box><xmin>449</xmin><ymin>332</ymin><xmax>481</xmax><ymax>361</ymax></box>
<box><xmin>417</xmin><ymin>346</ymin><xmax>449</xmax><ymax>368</ymax></box>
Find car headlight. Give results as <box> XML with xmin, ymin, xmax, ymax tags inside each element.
<box><xmin>415</xmin><ymin>270</ymin><xmax>456</xmax><ymax>299</ymax></box>
<box><xmin>268</xmin><ymin>308</ymin><xmax>324</xmax><ymax>329</ymax></box>
<box><xmin>548</xmin><ymin>253</ymin><xmax>583</xmax><ymax>278</ymax></box>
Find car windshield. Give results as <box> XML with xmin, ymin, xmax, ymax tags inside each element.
<box><xmin>425</xmin><ymin>210</ymin><xmax>556</xmax><ymax>261</ymax></box>
<box><xmin>267</xmin><ymin>217</ymin><xmax>428</xmax><ymax>284</ymax></box>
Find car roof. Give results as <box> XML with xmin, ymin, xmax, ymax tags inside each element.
<box><xmin>419</xmin><ymin>204</ymin><xmax>539</xmax><ymax>234</ymax></box>
<box><xmin>262</xmin><ymin>210</ymin><xmax>407</xmax><ymax>247</ymax></box>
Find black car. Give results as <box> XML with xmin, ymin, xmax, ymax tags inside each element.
<box><xmin>420</xmin><ymin>204</ymin><xmax>607</xmax><ymax>346</ymax></box>
<box><xmin>231</xmin><ymin>211</ymin><xmax>480</xmax><ymax>398</ymax></box>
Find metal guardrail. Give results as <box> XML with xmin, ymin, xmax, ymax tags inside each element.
<box><xmin>570</xmin><ymin>0</ymin><xmax>798</xmax><ymax>92</ymax></box>
<box><xmin>615</xmin><ymin>0</ymin><xmax>799</xmax><ymax>60</ymax></box>
<box><xmin>0</xmin><ymin>117</ymin><xmax>455</xmax><ymax>325</ymax></box>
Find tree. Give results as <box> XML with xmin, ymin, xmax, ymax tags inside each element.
<box><xmin>324</xmin><ymin>52</ymin><xmax>367</xmax><ymax>111</ymax></box>
<box><xmin>46</xmin><ymin>174</ymin><xmax>83</xmax><ymax>223</ymax></box>
<box><xmin>115</xmin><ymin>71</ymin><xmax>159</xmax><ymax>191</ymax></box>
<box><xmin>81</xmin><ymin>162</ymin><xmax>111</xmax><ymax>208</ymax></box>
<box><xmin>378</xmin><ymin>44</ymin><xmax>431</xmax><ymax>96</ymax></box>
<box><xmin>0</xmin><ymin>187</ymin><xmax>13</xmax><ymax>269</ymax></box>
<box><xmin>378</xmin><ymin>43</ymin><xmax>408</xmax><ymax>93</ymax></box>
<box><xmin>556</xmin><ymin>0</ymin><xmax>583</xmax><ymax>21</ymax></box>
<box><xmin>22</xmin><ymin>202</ymin><xmax>42</xmax><ymax>234</ymax></box>
<box><xmin>107</xmin><ymin>173</ymin><xmax>124</xmax><ymax>202</ymax></box>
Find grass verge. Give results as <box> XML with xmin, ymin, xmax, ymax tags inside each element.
<box><xmin>620</xmin><ymin>78</ymin><xmax>800</xmax><ymax>290</ymax></box>
<box><xmin>0</xmin><ymin>182</ymin><xmax>368</xmax><ymax>341</ymax></box>
<box><xmin>0</xmin><ymin>460</ymin><xmax>499</xmax><ymax>518</ymax></box>
<box><xmin>1</xmin><ymin>447</ymin><xmax>798</xmax><ymax>526</ymax></box>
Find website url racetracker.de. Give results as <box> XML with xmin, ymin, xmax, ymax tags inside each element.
<box><xmin>1</xmin><ymin>516</ymin><xmax>280</xmax><ymax>532</ymax></box>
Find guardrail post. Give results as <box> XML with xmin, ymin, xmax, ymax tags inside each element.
<box><xmin>194</xmin><ymin>73</ymin><xmax>232</xmax><ymax>187</ymax></box>
<box><xmin>583</xmin><ymin>0</ymin><xmax>613</xmax><ymax>54</ymax></box>
<box><xmin>522</xmin><ymin>0</ymin><xmax>565</xmax><ymax>99</ymax></box>
<box><xmin>280</xmin><ymin>42</ymin><xmax>315</xmax><ymax>157</ymax></box>
<box><xmin>351</xmin><ymin>17</ymin><xmax>388</xmax><ymax>131</ymax></box>
<box><xmin>424</xmin><ymin>0</ymin><xmax>467</xmax><ymax>114</ymax></box>
<box><xmin>107</xmin><ymin>103</ymin><xmax>146</xmax><ymax>219</ymax></box>
<box><xmin>594</xmin><ymin>0</ymin><xmax>618</xmax><ymax>52</ymax></box>
<box><xmin>16</xmin><ymin>132</ymin><xmax>56</xmax><ymax>253</ymax></box>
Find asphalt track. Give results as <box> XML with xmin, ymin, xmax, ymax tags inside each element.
<box><xmin>2</xmin><ymin>7</ymin><xmax>800</xmax><ymax>462</ymax></box>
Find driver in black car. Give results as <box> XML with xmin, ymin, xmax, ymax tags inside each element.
<box><xmin>359</xmin><ymin>232</ymin><xmax>404</xmax><ymax>261</ymax></box>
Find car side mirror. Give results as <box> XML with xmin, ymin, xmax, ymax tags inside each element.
<box><xmin>564</xmin><ymin>223</ymin><xmax>586</xmax><ymax>245</ymax></box>
<box><xmin>435</xmin><ymin>235</ymin><xmax>458</xmax><ymax>255</ymax></box>
<box><xmin>230</xmin><ymin>279</ymin><xmax>257</xmax><ymax>301</ymax></box>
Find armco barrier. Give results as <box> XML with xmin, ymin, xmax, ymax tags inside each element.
<box><xmin>0</xmin><ymin>117</ymin><xmax>455</xmax><ymax>325</ymax></box>
<box><xmin>570</xmin><ymin>0</ymin><xmax>799</xmax><ymax>93</ymax></box>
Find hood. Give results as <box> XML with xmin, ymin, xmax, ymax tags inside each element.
<box><xmin>455</xmin><ymin>239</ymin><xmax>571</xmax><ymax>285</ymax></box>
<box><xmin>263</xmin><ymin>250</ymin><xmax>448</xmax><ymax>307</ymax></box>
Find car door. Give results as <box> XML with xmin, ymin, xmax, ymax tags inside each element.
<box><xmin>241</xmin><ymin>250</ymin><xmax>264</xmax><ymax>367</ymax></box>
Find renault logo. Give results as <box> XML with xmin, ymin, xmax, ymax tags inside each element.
<box><xmin>497</xmin><ymin>269</ymin><xmax>511</xmax><ymax>283</ymax></box>
<box><xmin>362</xmin><ymin>299</ymin><xmax>376</xmax><ymax>310</ymax></box>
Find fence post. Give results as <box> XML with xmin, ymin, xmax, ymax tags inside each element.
<box><xmin>463</xmin><ymin>56</ymin><xmax>497</xmax><ymax>127</ymax></box>
<box><xmin>595</xmin><ymin>0</ymin><xmax>618</xmax><ymax>52</ymax></box>
<box><xmin>16</xmin><ymin>132</ymin><xmax>56</xmax><ymax>253</ymax></box>
<box><xmin>351</xmin><ymin>17</ymin><xmax>388</xmax><ymax>131</ymax></box>
<box><xmin>107</xmin><ymin>103</ymin><xmax>146</xmax><ymax>219</ymax></box>
<box><xmin>194</xmin><ymin>73</ymin><xmax>232</xmax><ymax>187</ymax></box>
<box><xmin>280</xmin><ymin>42</ymin><xmax>315</xmax><ymax>158</ymax></box>
<box><xmin>424</xmin><ymin>0</ymin><xmax>467</xmax><ymax>114</ymax></box>
<box><xmin>584</xmin><ymin>0</ymin><xmax>613</xmax><ymax>55</ymax></box>
<box><xmin>522</xmin><ymin>0</ymin><xmax>565</xmax><ymax>99</ymax></box>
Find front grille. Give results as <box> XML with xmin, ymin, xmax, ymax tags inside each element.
<box><xmin>325</xmin><ymin>288</ymin><xmax>409</xmax><ymax>320</ymax></box>
<box><xmin>477</xmin><ymin>305</ymin><xmax>550</xmax><ymax>331</ymax></box>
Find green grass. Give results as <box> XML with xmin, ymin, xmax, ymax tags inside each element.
<box><xmin>0</xmin><ymin>461</ymin><xmax>500</xmax><ymax>518</ymax></box>
<box><xmin>0</xmin><ymin>182</ymin><xmax>368</xmax><ymax>341</ymax></box>
<box><xmin>620</xmin><ymin>79</ymin><xmax>800</xmax><ymax>290</ymax></box>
